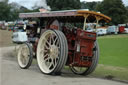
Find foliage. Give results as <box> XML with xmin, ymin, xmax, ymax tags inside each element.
<box><xmin>96</xmin><ymin>0</ymin><xmax>127</xmax><ymax>25</ymax></box>
<box><xmin>81</xmin><ymin>1</ymin><xmax>99</xmax><ymax>11</ymax></box>
<box><xmin>46</xmin><ymin>0</ymin><xmax>81</xmax><ymax>11</ymax></box>
<box><xmin>0</xmin><ymin>0</ymin><xmax>39</xmax><ymax>21</ymax></box>
<box><xmin>0</xmin><ymin>0</ymin><xmax>128</xmax><ymax>23</ymax></box>
<box><xmin>0</xmin><ymin>0</ymin><xmax>20</xmax><ymax>21</ymax></box>
<box><xmin>0</xmin><ymin>1</ymin><xmax>11</xmax><ymax>21</ymax></box>
<box><xmin>126</xmin><ymin>6</ymin><xmax>128</xmax><ymax>22</ymax></box>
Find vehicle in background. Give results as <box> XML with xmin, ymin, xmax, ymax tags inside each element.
<box><xmin>8</xmin><ymin>20</ymin><xmax>25</xmax><ymax>32</ymax></box>
<box><xmin>96</xmin><ymin>28</ymin><xmax>107</xmax><ymax>36</ymax></box>
<box><xmin>118</xmin><ymin>26</ymin><xmax>125</xmax><ymax>33</ymax></box>
<box><xmin>118</xmin><ymin>24</ymin><xmax>128</xmax><ymax>34</ymax></box>
<box><xmin>124</xmin><ymin>28</ymin><xmax>128</xmax><ymax>33</ymax></box>
<box><xmin>124</xmin><ymin>24</ymin><xmax>128</xmax><ymax>33</ymax></box>
<box><xmin>86</xmin><ymin>27</ymin><xmax>94</xmax><ymax>32</ymax></box>
<box><xmin>0</xmin><ymin>21</ymin><xmax>6</xmax><ymax>30</ymax></box>
<box><xmin>118</xmin><ymin>24</ymin><xmax>126</xmax><ymax>33</ymax></box>
<box><xmin>107</xmin><ymin>26</ymin><xmax>118</xmax><ymax>34</ymax></box>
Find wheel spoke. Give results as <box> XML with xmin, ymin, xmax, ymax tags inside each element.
<box><xmin>45</xmin><ymin>45</ymin><xmax>49</xmax><ymax>50</ymax></box>
<box><xmin>44</xmin><ymin>53</ymin><xmax>49</xmax><ymax>59</ymax></box>
<box><xmin>21</xmin><ymin>48</ymin><xmax>24</xmax><ymax>54</ymax></box>
<box><xmin>48</xmin><ymin>59</ymin><xmax>53</xmax><ymax>69</ymax></box>
<box><xmin>54</xmin><ymin>58</ymin><xmax>58</xmax><ymax>66</ymax></box>
<box><xmin>21</xmin><ymin>53</ymin><xmax>27</xmax><ymax>65</ymax></box>
<box><xmin>53</xmin><ymin>37</ymin><xmax>58</xmax><ymax>45</ymax></box>
<box><xmin>24</xmin><ymin>52</ymin><xmax>28</xmax><ymax>57</ymax></box>
<box><xmin>25</xmin><ymin>55</ymin><xmax>29</xmax><ymax>61</ymax></box>
<box><xmin>49</xmin><ymin>35</ymin><xmax>52</xmax><ymax>45</ymax></box>
<box><xmin>22</xmin><ymin>57</ymin><xmax>26</xmax><ymax>65</ymax></box>
<box><xmin>44</xmin><ymin>39</ymin><xmax>51</xmax><ymax>47</ymax></box>
<box><xmin>40</xmin><ymin>48</ymin><xmax>44</xmax><ymax>53</ymax></box>
<box><xmin>44</xmin><ymin>49</ymin><xmax>48</xmax><ymax>53</ymax></box>
<box><xmin>50</xmin><ymin>33</ymin><xmax>55</xmax><ymax>44</ymax></box>
<box><xmin>56</xmin><ymin>39</ymin><xmax>59</xmax><ymax>46</ymax></box>
<box><xmin>55</xmin><ymin>40</ymin><xmax>60</xmax><ymax>49</ymax></box>
<box><xmin>44</xmin><ymin>56</ymin><xmax>51</xmax><ymax>61</ymax></box>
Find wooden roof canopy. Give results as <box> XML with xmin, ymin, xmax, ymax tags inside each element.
<box><xmin>19</xmin><ymin>10</ymin><xmax>111</xmax><ymax>23</ymax></box>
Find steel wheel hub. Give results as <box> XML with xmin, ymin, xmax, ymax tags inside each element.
<box><xmin>50</xmin><ymin>45</ymin><xmax>59</xmax><ymax>59</ymax></box>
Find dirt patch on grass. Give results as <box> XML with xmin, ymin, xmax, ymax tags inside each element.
<box><xmin>92</xmin><ymin>64</ymin><xmax>128</xmax><ymax>81</ymax></box>
<box><xmin>98</xmin><ymin>64</ymin><xmax>128</xmax><ymax>72</ymax></box>
<box><xmin>0</xmin><ymin>30</ymin><xmax>14</xmax><ymax>47</ymax></box>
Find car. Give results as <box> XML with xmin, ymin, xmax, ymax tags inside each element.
<box><xmin>107</xmin><ymin>26</ymin><xmax>118</xmax><ymax>34</ymax></box>
<box><xmin>86</xmin><ymin>27</ymin><xmax>94</xmax><ymax>32</ymax></box>
<box><xmin>124</xmin><ymin>28</ymin><xmax>128</xmax><ymax>33</ymax></box>
<box><xmin>96</xmin><ymin>28</ymin><xmax>107</xmax><ymax>36</ymax></box>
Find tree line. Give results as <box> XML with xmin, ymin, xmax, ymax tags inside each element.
<box><xmin>0</xmin><ymin>0</ymin><xmax>128</xmax><ymax>25</ymax></box>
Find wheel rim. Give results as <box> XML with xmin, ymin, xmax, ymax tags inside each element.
<box><xmin>37</xmin><ymin>30</ymin><xmax>61</xmax><ymax>73</ymax></box>
<box><xmin>71</xmin><ymin>66</ymin><xmax>88</xmax><ymax>74</ymax></box>
<box><xmin>70</xmin><ymin>41</ymin><xmax>99</xmax><ymax>75</ymax></box>
<box><xmin>18</xmin><ymin>44</ymin><xmax>30</xmax><ymax>68</ymax></box>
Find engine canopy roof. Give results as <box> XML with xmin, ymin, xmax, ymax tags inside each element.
<box><xmin>19</xmin><ymin>10</ymin><xmax>111</xmax><ymax>23</ymax></box>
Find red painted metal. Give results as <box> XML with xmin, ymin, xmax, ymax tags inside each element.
<box><xmin>61</xmin><ymin>27</ymin><xmax>96</xmax><ymax>67</ymax></box>
<box><xmin>27</xmin><ymin>22</ymin><xmax>96</xmax><ymax>67</ymax></box>
<box><xmin>119</xmin><ymin>26</ymin><xmax>125</xmax><ymax>33</ymax></box>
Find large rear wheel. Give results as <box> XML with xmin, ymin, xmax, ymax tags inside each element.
<box><xmin>70</xmin><ymin>41</ymin><xmax>99</xmax><ymax>75</ymax></box>
<box><xmin>37</xmin><ymin>30</ymin><xmax>68</xmax><ymax>75</ymax></box>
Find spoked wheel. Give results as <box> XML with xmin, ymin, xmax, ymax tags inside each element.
<box><xmin>17</xmin><ymin>42</ymin><xmax>33</xmax><ymax>69</ymax></box>
<box><xmin>70</xmin><ymin>41</ymin><xmax>99</xmax><ymax>75</ymax></box>
<box><xmin>37</xmin><ymin>30</ymin><xmax>68</xmax><ymax>75</ymax></box>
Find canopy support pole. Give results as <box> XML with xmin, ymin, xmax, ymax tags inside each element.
<box><xmin>95</xmin><ymin>16</ymin><xmax>102</xmax><ymax>28</ymax></box>
<box><xmin>95</xmin><ymin>16</ymin><xmax>102</xmax><ymax>31</ymax></box>
<box><xmin>83</xmin><ymin>14</ymin><xmax>89</xmax><ymax>30</ymax></box>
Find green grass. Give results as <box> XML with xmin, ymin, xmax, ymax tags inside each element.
<box><xmin>92</xmin><ymin>34</ymin><xmax>128</xmax><ymax>81</ymax></box>
<box><xmin>98</xmin><ymin>34</ymin><xmax>128</xmax><ymax>68</ymax></box>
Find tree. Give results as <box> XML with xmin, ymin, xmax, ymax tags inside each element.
<box><xmin>96</xmin><ymin>0</ymin><xmax>127</xmax><ymax>25</ymax></box>
<box><xmin>0</xmin><ymin>0</ymin><xmax>21</xmax><ymax>21</ymax></box>
<box><xmin>46</xmin><ymin>0</ymin><xmax>81</xmax><ymax>10</ymax></box>
<box><xmin>81</xmin><ymin>1</ymin><xmax>99</xmax><ymax>11</ymax></box>
<box><xmin>126</xmin><ymin>6</ymin><xmax>128</xmax><ymax>23</ymax></box>
<box><xmin>0</xmin><ymin>0</ymin><xmax>12</xmax><ymax>21</ymax></box>
<box><xmin>0</xmin><ymin>0</ymin><xmax>39</xmax><ymax>21</ymax></box>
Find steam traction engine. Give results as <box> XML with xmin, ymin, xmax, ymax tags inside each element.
<box><xmin>15</xmin><ymin>10</ymin><xmax>111</xmax><ymax>75</ymax></box>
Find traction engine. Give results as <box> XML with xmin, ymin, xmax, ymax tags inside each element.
<box><xmin>13</xmin><ymin>10</ymin><xmax>111</xmax><ymax>75</ymax></box>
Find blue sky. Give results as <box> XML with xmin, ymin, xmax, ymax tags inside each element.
<box><xmin>9</xmin><ymin>0</ymin><xmax>128</xmax><ymax>9</ymax></box>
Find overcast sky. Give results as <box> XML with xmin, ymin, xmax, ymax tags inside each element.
<box><xmin>8</xmin><ymin>0</ymin><xmax>128</xmax><ymax>9</ymax></box>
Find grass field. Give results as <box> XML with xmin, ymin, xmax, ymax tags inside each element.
<box><xmin>98</xmin><ymin>34</ymin><xmax>128</xmax><ymax>67</ymax></box>
<box><xmin>91</xmin><ymin>34</ymin><xmax>128</xmax><ymax>81</ymax></box>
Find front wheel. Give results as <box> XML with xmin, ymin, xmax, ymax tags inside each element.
<box><xmin>37</xmin><ymin>30</ymin><xmax>68</xmax><ymax>75</ymax></box>
<box><xmin>70</xmin><ymin>41</ymin><xmax>99</xmax><ymax>75</ymax></box>
<box><xmin>17</xmin><ymin>42</ymin><xmax>33</xmax><ymax>69</ymax></box>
